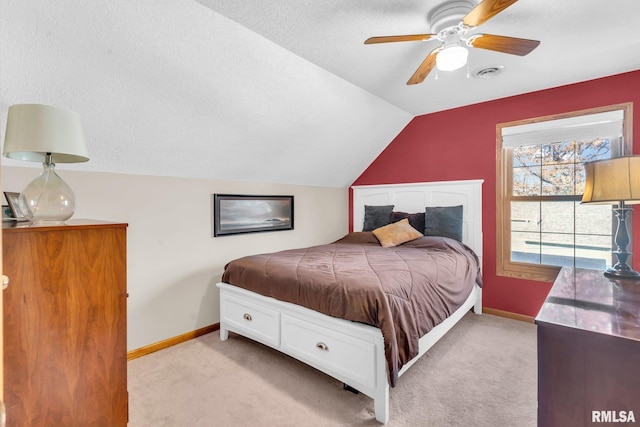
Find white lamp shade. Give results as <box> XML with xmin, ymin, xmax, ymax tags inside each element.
<box><xmin>581</xmin><ymin>156</ymin><xmax>640</xmax><ymax>204</ymax></box>
<box><xmin>3</xmin><ymin>104</ymin><xmax>89</xmax><ymax>163</ymax></box>
<box><xmin>436</xmin><ymin>45</ymin><xmax>468</xmax><ymax>71</ymax></box>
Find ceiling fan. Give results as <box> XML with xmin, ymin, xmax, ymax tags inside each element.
<box><xmin>364</xmin><ymin>0</ymin><xmax>540</xmax><ymax>85</ymax></box>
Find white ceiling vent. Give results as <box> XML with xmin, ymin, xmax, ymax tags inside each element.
<box><xmin>472</xmin><ymin>66</ymin><xmax>505</xmax><ymax>79</ymax></box>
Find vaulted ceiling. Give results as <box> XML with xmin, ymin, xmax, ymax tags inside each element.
<box><xmin>2</xmin><ymin>1</ymin><xmax>640</xmax><ymax>187</ymax></box>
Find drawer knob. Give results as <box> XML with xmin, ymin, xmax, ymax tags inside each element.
<box><xmin>243</xmin><ymin>313</ymin><xmax>252</xmax><ymax>321</ymax></box>
<box><xmin>316</xmin><ymin>342</ymin><xmax>329</xmax><ymax>352</ymax></box>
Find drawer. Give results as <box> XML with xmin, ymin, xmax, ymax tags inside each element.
<box><xmin>281</xmin><ymin>314</ymin><xmax>376</xmax><ymax>389</ymax></box>
<box><xmin>221</xmin><ymin>294</ymin><xmax>280</xmax><ymax>347</ymax></box>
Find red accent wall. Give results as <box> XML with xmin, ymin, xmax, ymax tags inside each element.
<box><xmin>351</xmin><ymin>70</ymin><xmax>640</xmax><ymax>318</ymax></box>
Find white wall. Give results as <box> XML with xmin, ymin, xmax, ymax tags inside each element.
<box><xmin>2</xmin><ymin>166</ymin><xmax>348</xmax><ymax>351</ymax></box>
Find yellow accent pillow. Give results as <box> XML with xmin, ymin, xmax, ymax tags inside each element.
<box><xmin>372</xmin><ymin>218</ymin><xmax>423</xmax><ymax>248</ymax></box>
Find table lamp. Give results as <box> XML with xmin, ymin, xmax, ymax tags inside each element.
<box><xmin>3</xmin><ymin>104</ymin><xmax>89</xmax><ymax>224</ymax></box>
<box><xmin>581</xmin><ymin>156</ymin><xmax>640</xmax><ymax>280</ymax></box>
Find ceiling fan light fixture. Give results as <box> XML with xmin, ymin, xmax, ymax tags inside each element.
<box><xmin>436</xmin><ymin>45</ymin><xmax>468</xmax><ymax>71</ymax></box>
<box><xmin>364</xmin><ymin>0</ymin><xmax>540</xmax><ymax>85</ymax></box>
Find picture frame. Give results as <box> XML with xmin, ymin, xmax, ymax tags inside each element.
<box><xmin>213</xmin><ymin>194</ymin><xmax>294</xmax><ymax>237</ymax></box>
<box><xmin>3</xmin><ymin>192</ymin><xmax>29</xmax><ymax>221</ymax></box>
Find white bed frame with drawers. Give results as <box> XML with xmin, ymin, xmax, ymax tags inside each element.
<box><xmin>217</xmin><ymin>179</ymin><xmax>483</xmax><ymax>424</ymax></box>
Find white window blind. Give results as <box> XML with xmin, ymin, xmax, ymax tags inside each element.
<box><xmin>501</xmin><ymin>110</ymin><xmax>624</xmax><ymax>148</ymax></box>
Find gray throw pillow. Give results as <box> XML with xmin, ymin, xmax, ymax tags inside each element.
<box><xmin>425</xmin><ymin>205</ymin><xmax>463</xmax><ymax>241</ymax></box>
<box><xmin>390</xmin><ymin>211</ymin><xmax>426</xmax><ymax>234</ymax></box>
<box><xmin>363</xmin><ymin>205</ymin><xmax>394</xmax><ymax>231</ymax></box>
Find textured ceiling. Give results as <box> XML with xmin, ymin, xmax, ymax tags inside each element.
<box><xmin>197</xmin><ymin>0</ymin><xmax>640</xmax><ymax>115</ymax></box>
<box><xmin>1</xmin><ymin>0</ymin><xmax>639</xmax><ymax>187</ymax></box>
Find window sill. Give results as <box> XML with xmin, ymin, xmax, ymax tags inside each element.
<box><xmin>497</xmin><ymin>262</ymin><xmax>560</xmax><ymax>283</ymax></box>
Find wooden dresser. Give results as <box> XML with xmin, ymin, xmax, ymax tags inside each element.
<box><xmin>535</xmin><ymin>267</ymin><xmax>640</xmax><ymax>426</ymax></box>
<box><xmin>2</xmin><ymin>220</ymin><xmax>128</xmax><ymax>426</ymax></box>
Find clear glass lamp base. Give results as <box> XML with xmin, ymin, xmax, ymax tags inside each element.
<box><xmin>20</xmin><ymin>162</ymin><xmax>75</xmax><ymax>224</ymax></box>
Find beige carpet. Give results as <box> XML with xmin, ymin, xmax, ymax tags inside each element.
<box><xmin>128</xmin><ymin>313</ymin><xmax>537</xmax><ymax>426</ymax></box>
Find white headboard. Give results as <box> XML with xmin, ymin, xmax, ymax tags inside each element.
<box><xmin>351</xmin><ymin>180</ymin><xmax>483</xmax><ymax>260</ymax></box>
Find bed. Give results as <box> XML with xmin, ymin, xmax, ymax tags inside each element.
<box><xmin>216</xmin><ymin>179</ymin><xmax>483</xmax><ymax>424</ymax></box>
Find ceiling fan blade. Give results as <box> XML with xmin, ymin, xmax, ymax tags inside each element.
<box><xmin>469</xmin><ymin>33</ymin><xmax>540</xmax><ymax>56</ymax></box>
<box><xmin>364</xmin><ymin>34</ymin><xmax>436</xmax><ymax>44</ymax></box>
<box><xmin>462</xmin><ymin>0</ymin><xmax>518</xmax><ymax>27</ymax></box>
<box><xmin>407</xmin><ymin>48</ymin><xmax>440</xmax><ymax>85</ymax></box>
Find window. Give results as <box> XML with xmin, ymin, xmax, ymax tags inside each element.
<box><xmin>496</xmin><ymin>104</ymin><xmax>632</xmax><ymax>282</ymax></box>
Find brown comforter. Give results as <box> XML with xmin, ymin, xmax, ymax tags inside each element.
<box><xmin>221</xmin><ymin>231</ymin><xmax>482</xmax><ymax>387</ymax></box>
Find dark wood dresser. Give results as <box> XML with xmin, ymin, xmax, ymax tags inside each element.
<box><xmin>3</xmin><ymin>220</ymin><xmax>128</xmax><ymax>426</ymax></box>
<box><xmin>535</xmin><ymin>267</ymin><xmax>640</xmax><ymax>426</ymax></box>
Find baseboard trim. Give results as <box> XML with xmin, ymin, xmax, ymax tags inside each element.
<box><xmin>127</xmin><ymin>323</ymin><xmax>220</xmax><ymax>361</ymax></box>
<box><xmin>483</xmin><ymin>308</ymin><xmax>535</xmax><ymax>323</ymax></box>
<box><xmin>126</xmin><ymin>308</ymin><xmax>533</xmax><ymax>360</ymax></box>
